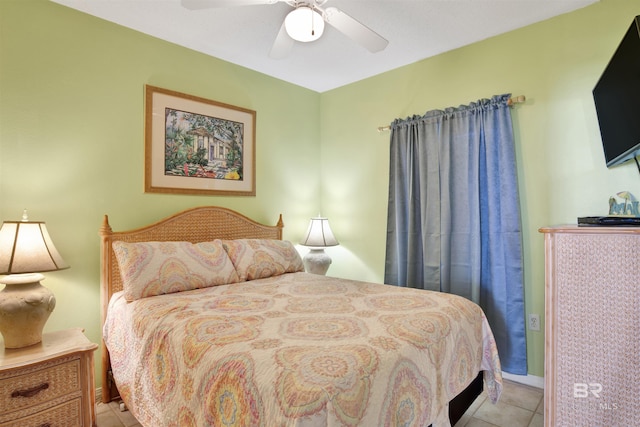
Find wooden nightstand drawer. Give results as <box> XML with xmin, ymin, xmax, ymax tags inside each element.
<box><xmin>0</xmin><ymin>397</ymin><xmax>82</xmax><ymax>427</ymax></box>
<box><xmin>0</xmin><ymin>329</ymin><xmax>98</xmax><ymax>427</ymax></box>
<box><xmin>0</xmin><ymin>356</ymin><xmax>81</xmax><ymax>414</ymax></box>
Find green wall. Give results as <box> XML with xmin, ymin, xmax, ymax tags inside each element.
<box><xmin>321</xmin><ymin>0</ymin><xmax>640</xmax><ymax>378</ymax></box>
<box><xmin>1</xmin><ymin>0</ymin><xmax>638</xmax><ymax>385</ymax></box>
<box><xmin>0</xmin><ymin>0</ymin><xmax>320</xmax><ymax>385</ymax></box>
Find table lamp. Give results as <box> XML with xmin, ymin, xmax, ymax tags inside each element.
<box><xmin>0</xmin><ymin>211</ymin><xmax>69</xmax><ymax>348</ymax></box>
<box><xmin>300</xmin><ymin>216</ymin><xmax>338</xmax><ymax>275</ymax></box>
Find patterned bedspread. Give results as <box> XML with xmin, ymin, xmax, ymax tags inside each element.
<box><xmin>104</xmin><ymin>272</ymin><xmax>502</xmax><ymax>427</ymax></box>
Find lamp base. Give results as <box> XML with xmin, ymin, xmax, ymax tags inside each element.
<box><xmin>303</xmin><ymin>248</ymin><xmax>332</xmax><ymax>276</ymax></box>
<box><xmin>0</xmin><ymin>273</ymin><xmax>56</xmax><ymax>348</ymax></box>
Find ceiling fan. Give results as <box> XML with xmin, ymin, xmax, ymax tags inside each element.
<box><xmin>180</xmin><ymin>0</ymin><xmax>389</xmax><ymax>59</ymax></box>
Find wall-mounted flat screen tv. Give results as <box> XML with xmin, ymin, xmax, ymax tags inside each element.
<box><xmin>593</xmin><ymin>15</ymin><xmax>640</xmax><ymax>168</ymax></box>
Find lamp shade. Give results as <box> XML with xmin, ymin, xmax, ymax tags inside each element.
<box><xmin>285</xmin><ymin>6</ymin><xmax>325</xmax><ymax>42</ymax></box>
<box><xmin>0</xmin><ymin>220</ymin><xmax>69</xmax><ymax>274</ymax></box>
<box><xmin>300</xmin><ymin>217</ymin><xmax>339</xmax><ymax>247</ymax></box>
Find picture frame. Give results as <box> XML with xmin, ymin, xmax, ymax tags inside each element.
<box><xmin>144</xmin><ymin>85</ymin><xmax>256</xmax><ymax>196</ymax></box>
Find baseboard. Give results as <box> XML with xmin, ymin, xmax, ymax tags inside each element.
<box><xmin>502</xmin><ymin>372</ymin><xmax>544</xmax><ymax>389</ymax></box>
<box><xmin>96</xmin><ymin>387</ymin><xmax>102</xmax><ymax>404</ymax></box>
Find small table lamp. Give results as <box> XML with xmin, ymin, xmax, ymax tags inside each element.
<box><xmin>0</xmin><ymin>211</ymin><xmax>69</xmax><ymax>348</ymax></box>
<box><xmin>300</xmin><ymin>216</ymin><xmax>339</xmax><ymax>275</ymax></box>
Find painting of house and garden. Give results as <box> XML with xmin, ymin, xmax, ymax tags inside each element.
<box><xmin>164</xmin><ymin>108</ymin><xmax>244</xmax><ymax>181</ymax></box>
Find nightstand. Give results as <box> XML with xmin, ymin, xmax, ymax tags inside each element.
<box><xmin>0</xmin><ymin>328</ymin><xmax>98</xmax><ymax>427</ymax></box>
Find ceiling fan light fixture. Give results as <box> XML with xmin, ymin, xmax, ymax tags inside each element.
<box><xmin>285</xmin><ymin>6</ymin><xmax>324</xmax><ymax>43</ymax></box>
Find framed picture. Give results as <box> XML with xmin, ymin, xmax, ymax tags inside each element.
<box><xmin>144</xmin><ymin>85</ymin><xmax>256</xmax><ymax>196</ymax></box>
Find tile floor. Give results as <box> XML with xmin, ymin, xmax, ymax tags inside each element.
<box><xmin>454</xmin><ymin>380</ymin><xmax>543</xmax><ymax>427</ymax></box>
<box><xmin>97</xmin><ymin>399</ymin><xmax>142</xmax><ymax>427</ymax></box>
<box><xmin>96</xmin><ymin>379</ymin><xmax>543</xmax><ymax>427</ymax></box>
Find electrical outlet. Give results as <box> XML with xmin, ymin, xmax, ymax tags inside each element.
<box><xmin>528</xmin><ymin>313</ymin><xmax>541</xmax><ymax>331</ymax></box>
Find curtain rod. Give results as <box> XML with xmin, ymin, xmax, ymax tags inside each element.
<box><xmin>376</xmin><ymin>95</ymin><xmax>526</xmax><ymax>133</ymax></box>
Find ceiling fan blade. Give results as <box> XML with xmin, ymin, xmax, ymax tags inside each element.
<box><xmin>181</xmin><ymin>0</ymin><xmax>278</xmax><ymax>10</ymax></box>
<box><xmin>269</xmin><ymin>20</ymin><xmax>294</xmax><ymax>59</ymax></box>
<box><xmin>323</xmin><ymin>6</ymin><xmax>388</xmax><ymax>53</ymax></box>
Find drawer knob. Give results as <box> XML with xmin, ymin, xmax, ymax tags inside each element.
<box><xmin>11</xmin><ymin>382</ymin><xmax>49</xmax><ymax>398</ymax></box>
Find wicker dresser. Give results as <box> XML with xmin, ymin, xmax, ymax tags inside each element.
<box><xmin>0</xmin><ymin>328</ymin><xmax>98</xmax><ymax>427</ymax></box>
<box><xmin>540</xmin><ymin>226</ymin><xmax>640</xmax><ymax>426</ymax></box>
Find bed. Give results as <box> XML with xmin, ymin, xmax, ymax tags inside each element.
<box><xmin>99</xmin><ymin>206</ymin><xmax>502</xmax><ymax>427</ymax></box>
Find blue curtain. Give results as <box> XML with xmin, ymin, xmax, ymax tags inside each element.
<box><xmin>384</xmin><ymin>94</ymin><xmax>527</xmax><ymax>375</ymax></box>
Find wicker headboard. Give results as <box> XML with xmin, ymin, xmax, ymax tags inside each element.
<box><xmin>98</xmin><ymin>206</ymin><xmax>283</xmax><ymax>402</ymax></box>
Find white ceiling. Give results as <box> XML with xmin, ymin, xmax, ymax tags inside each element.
<box><xmin>50</xmin><ymin>0</ymin><xmax>598</xmax><ymax>93</ymax></box>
